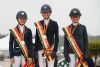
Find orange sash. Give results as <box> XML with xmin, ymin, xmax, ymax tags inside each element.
<box><xmin>34</xmin><ymin>21</ymin><xmax>54</xmax><ymax>63</ymax></box>
<box><xmin>10</xmin><ymin>28</ymin><xmax>34</xmax><ymax>67</ymax></box>
<box><xmin>62</xmin><ymin>27</ymin><xmax>88</xmax><ymax>67</ymax></box>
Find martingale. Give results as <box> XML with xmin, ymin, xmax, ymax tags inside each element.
<box><xmin>62</xmin><ymin>26</ymin><xmax>94</xmax><ymax>67</ymax></box>
<box><xmin>10</xmin><ymin>28</ymin><xmax>34</xmax><ymax>67</ymax></box>
<box><xmin>34</xmin><ymin>21</ymin><xmax>54</xmax><ymax>63</ymax></box>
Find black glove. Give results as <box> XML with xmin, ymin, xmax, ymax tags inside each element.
<box><xmin>82</xmin><ymin>55</ymin><xmax>88</xmax><ymax>61</ymax></box>
<box><xmin>65</xmin><ymin>56</ymin><xmax>70</xmax><ymax>62</ymax></box>
<box><xmin>51</xmin><ymin>52</ymin><xmax>56</xmax><ymax>58</ymax></box>
<box><xmin>42</xmin><ymin>52</ymin><xmax>45</xmax><ymax>57</ymax></box>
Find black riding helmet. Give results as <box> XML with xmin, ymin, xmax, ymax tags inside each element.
<box><xmin>69</xmin><ymin>8</ymin><xmax>81</xmax><ymax>17</ymax></box>
<box><xmin>16</xmin><ymin>11</ymin><xmax>27</xmax><ymax>19</ymax></box>
<box><xmin>41</xmin><ymin>4</ymin><xmax>52</xmax><ymax>13</ymax></box>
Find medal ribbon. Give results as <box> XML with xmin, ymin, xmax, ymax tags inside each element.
<box><xmin>69</xmin><ymin>23</ymin><xmax>79</xmax><ymax>34</ymax></box>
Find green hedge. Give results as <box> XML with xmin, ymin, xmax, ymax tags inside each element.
<box><xmin>89</xmin><ymin>39</ymin><xmax>100</xmax><ymax>55</ymax></box>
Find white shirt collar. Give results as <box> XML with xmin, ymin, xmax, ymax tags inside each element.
<box><xmin>18</xmin><ymin>25</ymin><xmax>24</xmax><ymax>28</ymax></box>
<box><xmin>72</xmin><ymin>23</ymin><xmax>78</xmax><ymax>26</ymax></box>
<box><xmin>44</xmin><ymin>18</ymin><xmax>50</xmax><ymax>25</ymax></box>
<box><xmin>18</xmin><ymin>25</ymin><xmax>25</xmax><ymax>33</ymax></box>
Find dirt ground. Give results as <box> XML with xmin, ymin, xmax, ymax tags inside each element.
<box><xmin>0</xmin><ymin>59</ymin><xmax>10</xmax><ymax>67</ymax></box>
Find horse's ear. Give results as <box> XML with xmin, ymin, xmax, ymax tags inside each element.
<box><xmin>85</xmin><ymin>57</ymin><xmax>95</xmax><ymax>67</ymax></box>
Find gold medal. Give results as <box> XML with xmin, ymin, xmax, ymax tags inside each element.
<box><xmin>22</xmin><ymin>41</ymin><xmax>25</xmax><ymax>45</ymax></box>
<box><xmin>46</xmin><ymin>50</ymin><xmax>51</xmax><ymax>55</ymax></box>
<box><xmin>43</xmin><ymin>35</ymin><xmax>47</xmax><ymax>39</ymax></box>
